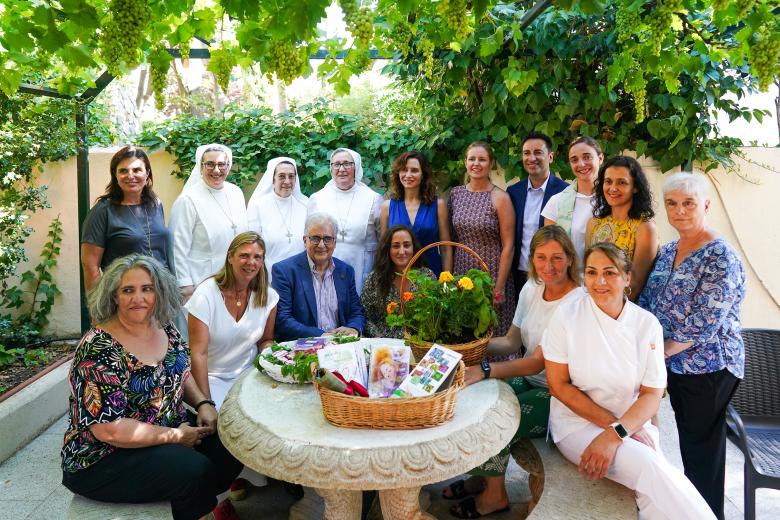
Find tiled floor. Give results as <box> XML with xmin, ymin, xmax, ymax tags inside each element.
<box><xmin>1</xmin><ymin>399</ymin><xmax>778</xmax><ymax>519</ymax></box>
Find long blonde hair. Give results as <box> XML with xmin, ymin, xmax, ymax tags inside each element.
<box><xmin>214</xmin><ymin>231</ymin><xmax>269</xmax><ymax>307</ymax></box>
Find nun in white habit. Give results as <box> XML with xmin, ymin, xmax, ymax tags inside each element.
<box><xmin>247</xmin><ymin>157</ymin><xmax>308</xmax><ymax>281</ymax></box>
<box><xmin>169</xmin><ymin>143</ymin><xmax>248</xmax><ymax>300</ymax></box>
<box><xmin>307</xmin><ymin>148</ymin><xmax>383</xmax><ymax>294</ymax></box>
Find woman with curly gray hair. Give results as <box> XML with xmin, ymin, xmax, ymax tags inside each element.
<box><xmin>61</xmin><ymin>254</ymin><xmax>243</xmax><ymax>520</ymax></box>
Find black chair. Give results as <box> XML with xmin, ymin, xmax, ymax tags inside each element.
<box><xmin>726</xmin><ymin>328</ymin><xmax>780</xmax><ymax>520</ymax></box>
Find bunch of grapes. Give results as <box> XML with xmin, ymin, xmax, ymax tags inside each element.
<box><xmin>391</xmin><ymin>21</ymin><xmax>415</xmax><ymax>58</ymax></box>
<box><xmin>99</xmin><ymin>0</ymin><xmax>152</xmax><ymax>76</ymax></box>
<box><xmin>339</xmin><ymin>0</ymin><xmax>359</xmax><ymax>20</ymax></box>
<box><xmin>208</xmin><ymin>46</ymin><xmax>236</xmax><ymax>93</ymax></box>
<box><xmin>149</xmin><ymin>47</ymin><xmax>170</xmax><ymax>110</ymax></box>
<box><xmin>625</xmin><ymin>71</ymin><xmax>648</xmax><ymax>123</ymax></box>
<box><xmin>266</xmin><ymin>41</ymin><xmax>304</xmax><ymax>84</ymax></box>
<box><xmin>417</xmin><ymin>38</ymin><xmax>435</xmax><ymax>80</ymax></box>
<box><xmin>749</xmin><ymin>25</ymin><xmax>780</xmax><ymax>92</ymax></box>
<box><xmin>615</xmin><ymin>4</ymin><xmax>641</xmax><ymax>45</ymax></box>
<box><xmin>713</xmin><ymin>0</ymin><xmax>729</xmax><ymax>12</ymax></box>
<box><xmin>737</xmin><ymin>0</ymin><xmax>756</xmax><ymax>18</ymax></box>
<box><xmin>647</xmin><ymin>0</ymin><xmax>681</xmax><ymax>57</ymax></box>
<box><xmin>179</xmin><ymin>38</ymin><xmax>191</xmax><ymax>61</ymax></box>
<box><xmin>348</xmin><ymin>49</ymin><xmax>372</xmax><ymax>72</ymax></box>
<box><xmin>438</xmin><ymin>0</ymin><xmax>470</xmax><ymax>41</ymax></box>
<box><xmin>351</xmin><ymin>7</ymin><xmax>374</xmax><ymax>48</ymax></box>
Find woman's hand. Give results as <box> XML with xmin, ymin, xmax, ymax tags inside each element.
<box><xmin>494</xmin><ymin>289</ymin><xmax>504</xmax><ymax>305</ymax></box>
<box><xmin>464</xmin><ymin>365</ymin><xmax>485</xmax><ymax>386</ymax></box>
<box><xmin>578</xmin><ymin>429</ymin><xmax>622</xmax><ymax>480</ymax></box>
<box><xmin>630</xmin><ymin>427</ymin><xmax>656</xmax><ymax>450</ymax></box>
<box><xmin>173</xmin><ymin>423</ymin><xmax>211</xmax><ymax>448</ymax></box>
<box><xmin>196</xmin><ymin>404</ymin><xmax>218</xmax><ymax>435</ymax></box>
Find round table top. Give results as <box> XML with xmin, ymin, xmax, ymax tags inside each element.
<box><xmin>218</xmin><ymin>339</ymin><xmax>521</xmax><ymax>490</ymax></box>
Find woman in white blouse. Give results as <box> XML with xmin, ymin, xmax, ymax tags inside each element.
<box><xmin>542</xmin><ymin>242</ymin><xmax>714</xmax><ymax>519</ymax></box>
<box><xmin>247</xmin><ymin>157</ymin><xmax>308</xmax><ymax>280</ymax></box>
<box><xmin>307</xmin><ymin>148</ymin><xmax>383</xmax><ymax>294</ymax></box>
<box><xmin>170</xmin><ymin>143</ymin><xmax>248</xmax><ymax>301</ymax></box>
<box><xmin>186</xmin><ymin>231</ymin><xmax>277</xmax><ymax>499</ymax></box>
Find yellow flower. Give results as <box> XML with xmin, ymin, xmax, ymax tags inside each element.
<box><xmin>386</xmin><ymin>301</ymin><xmax>398</xmax><ymax>314</ymax></box>
<box><xmin>457</xmin><ymin>276</ymin><xmax>474</xmax><ymax>291</ymax></box>
<box><xmin>438</xmin><ymin>271</ymin><xmax>454</xmax><ymax>283</ymax></box>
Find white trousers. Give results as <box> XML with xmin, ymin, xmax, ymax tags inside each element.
<box><xmin>555</xmin><ymin>423</ymin><xmax>715</xmax><ymax>520</ymax></box>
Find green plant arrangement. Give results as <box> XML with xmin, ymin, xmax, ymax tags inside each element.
<box><xmin>386</xmin><ymin>268</ymin><xmax>496</xmax><ymax>345</ymax></box>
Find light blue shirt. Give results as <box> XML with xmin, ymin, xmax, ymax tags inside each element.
<box><xmin>307</xmin><ymin>255</ymin><xmax>338</xmax><ymax>332</ymax></box>
<box><xmin>518</xmin><ymin>175</ymin><xmax>550</xmax><ymax>270</ymax></box>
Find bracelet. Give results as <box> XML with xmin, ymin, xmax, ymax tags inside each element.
<box><xmin>195</xmin><ymin>399</ymin><xmax>216</xmax><ymax>410</ymax></box>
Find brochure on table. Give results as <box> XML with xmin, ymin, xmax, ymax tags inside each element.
<box><xmin>393</xmin><ymin>344</ymin><xmax>462</xmax><ymax>398</ymax></box>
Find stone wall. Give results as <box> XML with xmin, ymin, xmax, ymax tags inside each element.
<box><xmin>14</xmin><ymin>147</ymin><xmax>780</xmax><ymax>338</ymax></box>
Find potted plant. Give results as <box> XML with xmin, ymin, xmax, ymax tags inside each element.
<box><xmin>386</xmin><ymin>242</ymin><xmax>497</xmax><ymax>366</ymax></box>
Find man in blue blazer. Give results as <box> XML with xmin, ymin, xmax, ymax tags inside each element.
<box><xmin>272</xmin><ymin>212</ymin><xmax>365</xmax><ymax>341</ymax></box>
<box><xmin>507</xmin><ymin>131</ymin><xmax>569</xmax><ymax>291</ymax></box>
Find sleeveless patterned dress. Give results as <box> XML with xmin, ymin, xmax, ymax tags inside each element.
<box><xmin>449</xmin><ymin>185</ymin><xmax>516</xmax><ymax>356</ymax></box>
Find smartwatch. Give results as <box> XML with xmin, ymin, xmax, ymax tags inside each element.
<box><xmin>480</xmin><ymin>359</ymin><xmax>491</xmax><ymax>380</ymax></box>
<box><xmin>609</xmin><ymin>421</ymin><xmax>629</xmax><ymax>441</ymax></box>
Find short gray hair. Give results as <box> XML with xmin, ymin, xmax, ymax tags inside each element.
<box><xmin>305</xmin><ymin>212</ymin><xmax>339</xmax><ymax>237</ymax></box>
<box><xmin>662</xmin><ymin>172</ymin><xmax>709</xmax><ymax>202</ymax></box>
<box><xmin>88</xmin><ymin>254</ymin><xmax>182</xmax><ymax>325</ymax></box>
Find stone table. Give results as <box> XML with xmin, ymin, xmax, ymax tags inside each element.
<box><xmin>218</xmin><ymin>343</ymin><xmax>520</xmax><ymax>520</ymax></box>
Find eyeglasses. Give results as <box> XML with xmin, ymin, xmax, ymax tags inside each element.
<box><xmin>203</xmin><ymin>161</ymin><xmax>229</xmax><ymax>170</ymax></box>
<box><xmin>330</xmin><ymin>161</ymin><xmax>355</xmax><ymax>171</ymax></box>
<box><xmin>306</xmin><ymin>235</ymin><xmax>335</xmax><ymax>246</ymax></box>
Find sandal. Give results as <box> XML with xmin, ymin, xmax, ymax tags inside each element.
<box><xmin>450</xmin><ymin>497</ymin><xmax>510</xmax><ymax>519</ymax></box>
<box><xmin>442</xmin><ymin>478</ymin><xmax>484</xmax><ymax>500</ymax></box>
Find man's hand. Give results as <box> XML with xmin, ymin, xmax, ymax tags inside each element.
<box><xmin>327</xmin><ymin>326</ymin><xmax>358</xmax><ymax>336</ymax></box>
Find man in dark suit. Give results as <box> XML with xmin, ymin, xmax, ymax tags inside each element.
<box><xmin>272</xmin><ymin>212</ymin><xmax>365</xmax><ymax>341</ymax></box>
<box><xmin>507</xmin><ymin>131</ymin><xmax>569</xmax><ymax>290</ymax></box>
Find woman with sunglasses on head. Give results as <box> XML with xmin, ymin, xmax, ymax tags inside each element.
<box><xmin>81</xmin><ymin>146</ymin><xmax>171</xmax><ymax>292</ymax></box>
<box><xmin>247</xmin><ymin>157</ymin><xmax>308</xmax><ymax>281</ymax></box>
<box><xmin>170</xmin><ymin>144</ymin><xmax>248</xmax><ymax>304</ymax></box>
<box><xmin>586</xmin><ymin>155</ymin><xmax>658</xmax><ymax>299</ymax></box>
<box><xmin>307</xmin><ymin>148</ymin><xmax>383</xmax><ymax>295</ymax></box>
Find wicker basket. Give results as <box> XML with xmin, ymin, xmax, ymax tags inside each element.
<box><xmin>315</xmin><ymin>361</ymin><xmax>465</xmax><ymax>429</ymax></box>
<box><xmin>401</xmin><ymin>240</ymin><xmax>493</xmax><ymax>367</ymax></box>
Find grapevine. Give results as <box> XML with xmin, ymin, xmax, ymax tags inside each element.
<box><xmin>98</xmin><ymin>0</ymin><xmax>152</xmax><ymax>76</ymax></box>
<box><xmin>736</xmin><ymin>0</ymin><xmax>756</xmax><ymax>18</ymax></box>
<box><xmin>149</xmin><ymin>47</ymin><xmax>171</xmax><ymax>111</ymax></box>
<box><xmin>265</xmin><ymin>41</ymin><xmax>304</xmax><ymax>84</ymax></box>
<box><xmin>417</xmin><ymin>38</ymin><xmax>435</xmax><ymax>80</ymax></box>
<box><xmin>391</xmin><ymin>21</ymin><xmax>415</xmax><ymax>58</ymax></box>
<box><xmin>207</xmin><ymin>46</ymin><xmax>236</xmax><ymax>94</ymax></box>
<box><xmin>647</xmin><ymin>0</ymin><xmax>681</xmax><ymax>57</ymax></box>
<box><xmin>438</xmin><ymin>0</ymin><xmax>471</xmax><ymax>41</ymax></box>
<box><xmin>749</xmin><ymin>25</ymin><xmax>780</xmax><ymax>92</ymax></box>
<box><xmin>615</xmin><ymin>4</ymin><xmax>641</xmax><ymax>45</ymax></box>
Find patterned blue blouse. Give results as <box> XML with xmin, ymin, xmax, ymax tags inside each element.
<box><xmin>639</xmin><ymin>238</ymin><xmax>745</xmax><ymax>378</ymax></box>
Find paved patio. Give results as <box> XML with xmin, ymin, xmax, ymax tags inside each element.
<box><xmin>1</xmin><ymin>397</ymin><xmax>778</xmax><ymax>520</ymax></box>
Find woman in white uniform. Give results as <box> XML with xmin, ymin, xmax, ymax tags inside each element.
<box><xmin>186</xmin><ymin>231</ymin><xmax>277</xmax><ymax>499</ymax></box>
<box><xmin>307</xmin><ymin>148</ymin><xmax>383</xmax><ymax>294</ymax></box>
<box><xmin>170</xmin><ymin>143</ymin><xmax>248</xmax><ymax>301</ymax></box>
<box><xmin>542</xmin><ymin>242</ymin><xmax>714</xmax><ymax>519</ymax></box>
<box><xmin>246</xmin><ymin>157</ymin><xmax>308</xmax><ymax>280</ymax></box>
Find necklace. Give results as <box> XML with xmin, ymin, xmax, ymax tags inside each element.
<box><xmin>208</xmin><ymin>189</ymin><xmax>237</xmax><ymax>234</ymax></box>
<box><xmin>337</xmin><ymin>191</ymin><xmax>357</xmax><ymax>241</ymax></box>
<box><xmin>126</xmin><ymin>204</ymin><xmax>153</xmax><ymax>256</ymax></box>
<box><xmin>273</xmin><ymin>196</ymin><xmax>294</xmax><ymax>243</ymax></box>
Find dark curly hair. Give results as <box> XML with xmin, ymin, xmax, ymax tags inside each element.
<box><xmin>373</xmin><ymin>224</ymin><xmax>426</xmax><ymax>300</ymax></box>
<box><xmin>389</xmin><ymin>151</ymin><xmax>436</xmax><ymax>205</ymax></box>
<box><xmin>592</xmin><ymin>156</ymin><xmax>655</xmax><ymax>220</ymax></box>
<box><xmin>98</xmin><ymin>146</ymin><xmax>158</xmax><ymax>207</ymax></box>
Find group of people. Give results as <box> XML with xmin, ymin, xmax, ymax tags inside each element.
<box><xmin>62</xmin><ymin>134</ymin><xmax>746</xmax><ymax>520</ymax></box>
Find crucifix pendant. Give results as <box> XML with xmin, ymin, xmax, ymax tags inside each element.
<box><xmin>286</xmin><ymin>230</ymin><xmax>292</xmax><ymax>243</ymax></box>
<box><xmin>339</xmin><ymin>228</ymin><xmax>347</xmax><ymax>241</ymax></box>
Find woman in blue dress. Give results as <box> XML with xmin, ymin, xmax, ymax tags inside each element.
<box><xmin>379</xmin><ymin>150</ymin><xmax>452</xmax><ymax>275</ymax></box>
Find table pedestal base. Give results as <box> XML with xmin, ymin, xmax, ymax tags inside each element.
<box><xmin>313</xmin><ymin>488</ymin><xmax>362</xmax><ymax>520</ymax></box>
<box><xmin>379</xmin><ymin>486</ymin><xmax>435</xmax><ymax>520</ymax></box>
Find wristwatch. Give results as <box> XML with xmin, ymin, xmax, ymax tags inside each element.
<box><xmin>609</xmin><ymin>421</ymin><xmax>628</xmax><ymax>441</ymax></box>
<box><xmin>480</xmin><ymin>359</ymin><xmax>491</xmax><ymax>380</ymax></box>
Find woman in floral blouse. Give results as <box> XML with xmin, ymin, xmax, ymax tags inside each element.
<box><xmin>61</xmin><ymin>254</ymin><xmax>242</xmax><ymax>520</ymax></box>
<box><xmin>360</xmin><ymin>224</ymin><xmax>433</xmax><ymax>338</ymax></box>
<box><xmin>639</xmin><ymin>172</ymin><xmax>745</xmax><ymax>520</ymax></box>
